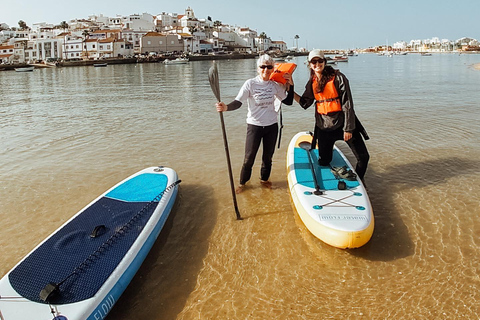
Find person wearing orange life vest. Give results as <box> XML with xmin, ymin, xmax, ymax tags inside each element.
<box><xmin>293</xmin><ymin>49</ymin><xmax>370</xmax><ymax>180</ymax></box>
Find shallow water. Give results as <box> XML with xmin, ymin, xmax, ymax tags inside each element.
<box><xmin>1</xmin><ymin>53</ymin><xmax>480</xmax><ymax>319</ymax></box>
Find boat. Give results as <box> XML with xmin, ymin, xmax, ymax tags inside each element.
<box><xmin>0</xmin><ymin>166</ymin><xmax>180</xmax><ymax>319</ymax></box>
<box><xmin>93</xmin><ymin>63</ymin><xmax>108</xmax><ymax>67</ymax></box>
<box><xmin>333</xmin><ymin>55</ymin><xmax>348</xmax><ymax>62</ymax></box>
<box><xmin>163</xmin><ymin>57</ymin><xmax>189</xmax><ymax>65</ymax></box>
<box><xmin>14</xmin><ymin>66</ymin><xmax>35</xmax><ymax>72</ymax></box>
<box><xmin>421</xmin><ymin>53</ymin><xmax>432</xmax><ymax>56</ymax></box>
<box><xmin>325</xmin><ymin>57</ymin><xmax>337</xmax><ymax>65</ymax></box>
<box><xmin>286</xmin><ymin>132</ymin><xmax>374</xmax><ymax>249</ymax></box>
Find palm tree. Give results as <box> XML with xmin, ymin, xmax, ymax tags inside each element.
<box><xmin>82</xmin><ymin>30</ymin><xmax>90</xmax><ymax>59</ymax></box>
<box><xmin>59</xmin><ymin>21</ymin><xmax>69</xmax><ymax>31</ymax></box>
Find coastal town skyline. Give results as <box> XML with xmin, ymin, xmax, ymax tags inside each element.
<box><xmin>2</xmin><ymin>0</ymin><xmax>479</xmax><ymax>50</ymax></box>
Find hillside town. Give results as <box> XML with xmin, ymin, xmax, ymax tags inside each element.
<box><xmin>0</xmin><ymin>6</ymin><xmax>479</xmax><ymax>67</ymax></box>
<box><xmin>0</xmin><ymin>7</ymin><xmax>293</xmax><ymax>65</ymax></box>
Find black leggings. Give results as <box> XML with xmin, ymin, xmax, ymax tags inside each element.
<box><xmin>316</xmin><ymin>126</ymin><xmax>370</xmax><ymax>180</ymax></box>
<box><xmin>240</xmin><ymin>123</ymin><xmax>278</xmax><ymax>185</ymax></box>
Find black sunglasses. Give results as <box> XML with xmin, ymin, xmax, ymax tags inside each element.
<box><xmin>259</xmin><ymin>65</ymin><xmax>274</xmax><ymax>69</ymax></box>
<box><xmin>310</xmin><ymin>59</ymin><xmax>325</xmax><ymax>64</ymax></box>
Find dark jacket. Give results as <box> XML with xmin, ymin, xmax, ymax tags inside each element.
<box><xmin>298</xmin><ymin>69</ymin><xmax>369</xmax><ymax>140</ymax></box>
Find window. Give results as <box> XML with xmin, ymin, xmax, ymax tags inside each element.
<box><xmin>147</xmin><ymin>41</ymin><xmax>151</xmax><ymax>45</ymax></box>
<box><xmin>159</xmin><ymin>41</ymin><xmax>163</xmax><ymax>44</ymax></box>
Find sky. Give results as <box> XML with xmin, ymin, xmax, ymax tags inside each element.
<box><xmin>1</xmin><ymin>0</ymin><xmax>479</xmax><ymax>49</ymax></box>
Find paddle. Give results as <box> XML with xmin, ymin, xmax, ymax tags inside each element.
<box><xmin>208</xmin><ymin>62</ymin><xmax>242</xmax><ymax>220</ymax></box>
<box><xmin>298</xmin><ymin>141</ymin><xmax>323</xmax><ymax>195</ymax></box>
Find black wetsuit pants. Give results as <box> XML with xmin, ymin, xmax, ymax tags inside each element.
<box><xmin>316</xmin><ymin>126</ymin><xmax>370</xmax><ymax>180</ymax></box>
<box><xmin>240</xmin><ymin>123</ymin><xmax>278</xmax><ymax>185</ymax></box>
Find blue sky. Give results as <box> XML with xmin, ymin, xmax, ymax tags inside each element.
<box><xmin>2</xmin><ymin>0</ymin><xmax>479</xmax><ymax>49</ymax></box>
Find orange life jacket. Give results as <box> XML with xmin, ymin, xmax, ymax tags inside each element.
<box><xmin>269</xmin><ymin>63</ymin><xmax>297</xmax><ymax>84</ymax></box>
<box><xmin>313</xmin><ymin>76</ymin><xmax>342</xmax><ymax>115</ymax></box>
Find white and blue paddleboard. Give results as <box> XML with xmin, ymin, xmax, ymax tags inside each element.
<box><xmin>0</xmin><ymin>166</ymin><xmax>180</xmax><ymax>320</ymax></box>
<box><xmin>287</xmin><ymin>132</ymin><xmax>374</xmax><ymax>249</ymax></box>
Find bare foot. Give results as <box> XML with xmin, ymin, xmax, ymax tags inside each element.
<box><xmin>260</xmin><ymin>180</ymin><xmax>272</xmax><ymax>189</ymax></box>
<box><xmin>235</xmin><ymin>184</ymin><xmax>245</xmax><ymax>194</ymax></box>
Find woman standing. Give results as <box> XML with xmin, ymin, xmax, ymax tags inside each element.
<box><xmin>216</xmin><ymin>54</ymin><xmax>294</xmax><ymax>193</ymax></box>
<box><xmin>294</xmin><ymin>49</ymin><xmax>370</xmax><ymax>181</ymax></box>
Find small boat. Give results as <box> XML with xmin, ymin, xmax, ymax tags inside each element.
<box><xmin>163</xmin><ymin>57</ymin><xmax>189</xmax><ymax>65</ymax></box>
<box><xmin>421</xmin><ymin>53</ymin><xmax>432</xmax><ymax>56</ymax></box>
<box><xmin>93</xmin><ymin>63</ymin><xmax>108</xmax><ymax>67</ymax></box>
<box><xmin>15</xmin><ymin>66</ymin><xmax>35</xmax><ymax>72</ymax></box>
<box><xmin>0</xmin><ymin>166</ymin><xmax>180</xmax><ymax>319</ymax></box>
<box><xmin>325</xmin><ymin>57</ymin><xmax>337</xmax><ymax>65</ymax></box>
<box><xmin>286</xmin><ymin>132</ymin><xmax>374</xmax><ymax>249</ymax></box>
<box><xmin>333</xmin><ymin>55</ymin><xmax>348</xmax><ymax>62</ymax></box>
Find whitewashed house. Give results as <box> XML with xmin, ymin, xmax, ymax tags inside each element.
<box><xmin>0</xmin><ymin>44</ymin><xmax>14</xmax><ymax>63</ymax></box>
<box><xmin>63</xmin><ymin>35</ymin><xmax>83</xmax><ymax>60</ymax></box>
<box><xmin>123</xmin><ymin>13</ymin><xmax>155</xmax><ymax>31</ymax></box>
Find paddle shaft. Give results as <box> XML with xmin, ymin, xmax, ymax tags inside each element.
<box><xmin>300</xmin><ymin>144</ymin><xmax>323</xmax><ymax>195</ymax></box>
<box><xmin>218</xmin><ymin>112</ymin><xmax>241</xmax><ymax>220</ymax></box>
<box><xmin>209</xmin><ymin>63</ymin><xmax>241</xmax><ymax>220</ymax></box>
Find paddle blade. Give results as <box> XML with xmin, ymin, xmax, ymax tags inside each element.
<box><xmin>208</xmin><ymin>62</ymin><xmax>221</xmax><ymax>102</ymax></box>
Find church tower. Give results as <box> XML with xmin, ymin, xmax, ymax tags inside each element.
<box><xmin>185</xmin><ymin>7</ymin><xmax>195</xmax><ymax>19</ymax></box>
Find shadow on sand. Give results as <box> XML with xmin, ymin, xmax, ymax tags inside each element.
<box><xmin>349</xmin><ymin>156</ymin><xmax>480</xmax><ymax>261</ymax></box>
<box><xmin>106</xmin><ymin>184</ymin><xmax>217</xmax><ymax>320</ymax></box>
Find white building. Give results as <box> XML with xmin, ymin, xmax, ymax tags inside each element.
<box><xmin>393</xmin><ymin>41</ymin><xmax>408</xmax><ymax>50</ymax></box>
<box><xmin>0</xmin><ymin>44</ymin><xmax>14</xmax><ymax>63</ymax></box>
<box><xmin>155</xmin><ymin>12</ymin><xmax>180</xmax><ymax>32</ymax></box>
<box><xmin>123</xmin><ymin>13</ymin><xmax>155</xmax><ymax>31</ymax></box>
<box><xmin>63</xmin><ymin>35</ymin><xmax>83</xmax><ymax>60</ymax></box>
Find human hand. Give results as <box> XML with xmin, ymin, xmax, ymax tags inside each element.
<box><xmin>216</xmin><ymin>102</ymin><xmax>227</xmax><ymax>112</ymax></box>
<box><xmin>283</xmin><ymin>73</ymin><xmax>294</xmax><ymax>85</ymax></box>
<box><xmin>344</xmin><ymin>132</ymin><xmax>353</xmax><ymax>141</ymax></box>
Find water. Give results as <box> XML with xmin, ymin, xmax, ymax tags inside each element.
<box><xmin>1</xmin><ymin>54</ymin><xmax>480</xmax><ymax>319</ymax></box>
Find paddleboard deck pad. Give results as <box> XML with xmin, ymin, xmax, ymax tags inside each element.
<box><xmin>0</xmin><ymin>166</ymin><xmax>180</xmax><ymax>319</ymax></box>
<box><xmin>286</xmin><ymin>132</ymin><xmax>374</xmax><ymax>248</ymax></box>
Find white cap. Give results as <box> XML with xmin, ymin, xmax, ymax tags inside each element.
<box><xmin>308</xmin><ymin>49</ymin><xmax>325</xmax><ymax>62</ymax></box>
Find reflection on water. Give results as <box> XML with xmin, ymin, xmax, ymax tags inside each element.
<box><xmin>1</xmin><ymin>54</ymin><xmax>480</xmax><ymax>319</ymax></box>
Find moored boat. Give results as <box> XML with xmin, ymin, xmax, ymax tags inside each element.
<box><xmin>163</xmin><ymin>57</ymin><xmax>189</xmax><ymax>65</ymax></box>
<box><xmin>333</xmin><ymin>55</ymin><xmax>348</xmax><ymax>62</ymax></box>
<box><xmin>14</xmin><ymin>66</ymin><xmax>35</xmax><ymax>72</ymax></box>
